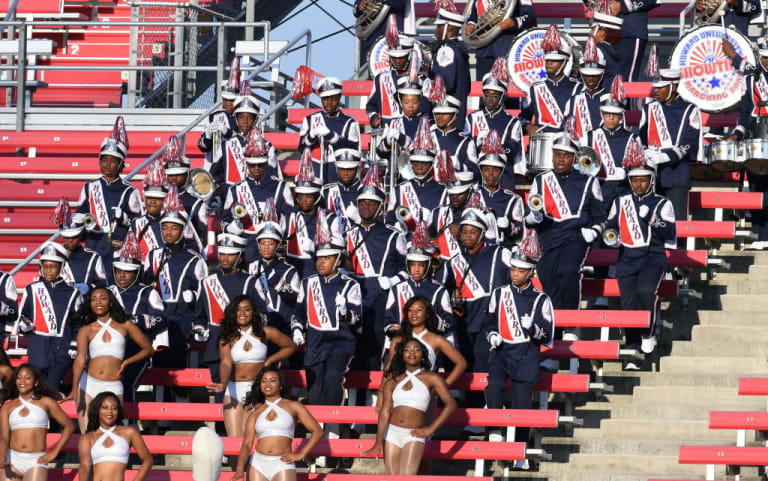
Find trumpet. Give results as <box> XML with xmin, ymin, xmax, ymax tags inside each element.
<box><xmin>603</xmin><ymin>228</ymin><xmax>620</xmax><ymax>248</ymax></box>
<box><xmin>231</xmin><ymin>202</ymin><xmax>247</xmax><ymax>219</ymax></box>
<box><xmin>576</xmin><ymin>146</ymin><xmax>600</xmax><ymax>177</ymax></box>
<box><xmin>451</xmin><ymin>289</ymin><xmax>465</xmax><ymax>317</ymax></box>
<box><xmin>83</xmin><ymin>214</ymin><xmax>98</xmax><ymax>231</ymax></box>
<box><xmin>527</xmin><ymin>193</ymin><xmax>544</xmax><ymax>212</ymax></box>
<box><xmin>395</xmin><ymin>205</ymin><xmax>411</xmax><ymax>224</ymax></box>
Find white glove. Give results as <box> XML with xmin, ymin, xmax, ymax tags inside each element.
<box><xmin>639</xmin><ymin>204</ymin><xmax>650</xmax><ymax>219</ymax></box>
<box><xmin>205</xmin><ymin>121</ymin><xmax>219</xmax><ymax>139</ymax></box>
<box><xmin>581</xmin><ymin>227</ymin><xmax>598</xmax><ymax>243</ymax></box>
<box><xmin>655</xmin><ymin>152</ymin><xmax>671</xmax><ymax>165</ymax></box>
<box><xmin>311</xmin><ymin>123</ymin><xmax>331</xmax><ymax>140</ymax></box>
<box><xmin>280</xmin><ymin>283</ymin><xmax>295</xmax><ymax>294</ymax></box>
<box><xmin>192</xmin><ymin>326</ymin><xmax>209</xmax><ymax>342</ymax></box>
<box><xmin>445</xmin><ymin>331</ymin><xmax>456</xmax><ymax>347</ymax></box>
<box><xmin>436</xmin><ymin>316</ymin><xmax>451</xmax><ymax>333</ymax></box>
<box><xmin>225</xmin><ymin>222</ymin><xmax>244</xmax><ymax>235</ymax></box>
<box><xmin>520</xmin><ymin>313</ymin><xmax>533</xmax><ymax>330</ymax></box>
<box><xmin>377</xmin><ymin>277</ymin><xmax>393</xmax><ymax>290</ymax></box>
<box><xmin>74</xmin><ymin>283</ymin><xmax>89</xmax><ymax>296</ymax></box>
<box><xmin>0</xmin><ymin>302</ymin><xmax>9</xmax><ymax>316</ymax></box>
<box><xmin>182</xmin><ymin>289</ymin><xmax>195</xmax><ymax>303</ymax></box>
<box><xmin>292</xmin><ymin>328</ymin><xmax>305</xmax><ymax>346</ymax></box>
<box><xmin>335</xmin><ymin>293</ymin><xmax>347</xmax><ymax>317</ymax></box>
<box><xmin>385</xmin><ymin>123</ymin><xmax>401</xmax><ymax>144</ymax></box>
<box><xmin>347</xmin><ymin>206</ymin><xmax>361</xmax><ymax>225</ymax></box>
<box><xmin>488</xmin><ymin>332</ymin><xmax>502</xmax><ymax>350</ymax></box>
<box><xmin>497</xmin><ymin>217</ymin><xmax>510</xmax><ymax>229</ymax></box>
<box><xmin>68</xmin><ymin>348</ymin><xmax>77</xmax><ymax>360</ymax></box>
<box><xmin>152</xmin><ymin>330</ymin><xmax>170</xmax><ymax>350</ymax></box>
<box><xmin>525</xmin><ymin>211</ymin><xmax>543</xmax><ymax>225</ymax></box>
<box><xmin>111</xmin><ymin>206</ymin><xmax>126</xmax><ymax>226</ymax></box>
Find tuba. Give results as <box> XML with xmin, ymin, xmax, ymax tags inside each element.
<box><xmin>695</xmin><ymin>0</ymin><xmax>727</xmax><ymax>23</ymax></box>
<box><xmin>576</xmin><ymin>146</ymin><xmax>601</xmax><ymax>176</ymax></box>
<box><xmin>602</xmin><ymin>228</ymin><xmax>620</xmax><ymax>248</ymax></box>
<box><xmin>355</xmin><ymin>0</ymin><xmax>390</xmax><ymax>39</ymax></box>
<box><xmin>462</xmin><ymin>0</ymin><xmax>518</xmax><ymax>48</ymax></box>
<box><xmin>187</xmin><ymin>168</ymin><xmax>217</xmax><ymax>201</ymax></box>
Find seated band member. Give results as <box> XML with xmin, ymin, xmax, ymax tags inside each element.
<box><xmin>362</xmin><ymin>337</ymin><xmax>456</xmax><ymax>475</ymax></box>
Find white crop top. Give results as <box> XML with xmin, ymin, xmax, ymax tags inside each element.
<box><xmin>231</xmin><ymin>327</ymin><xmax>267</xmax><ymax>364</ymax></box>
<box><xmin>254</xmin><ymin>398</ymin><xmax>294</xmax><ymax>439</ymax></box>
<box><xmin>413</xmin><ymin>330</ymin><xmax>437</xmax><ymax>372</ymax></box>
<box><xmin>91</xmin><ymin>425</ymin><xmax>130</xmax><ymax>465</ymax></box>
<box><xmin>89</xmin><ymin>319</ymin><xmax>126</xmax><ymax>360</ymax></box>
<box><xmin>9</xmin><ymin>396</ymin><xmax>48</xmax><ymax>430</ymax></box>
<box><xmin>392</xmin><ymin>369</ymin><xmax>430</xmax><ymax>412</ymax></box>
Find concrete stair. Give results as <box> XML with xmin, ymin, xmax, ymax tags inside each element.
<box><xmin>504</xmin><ymin>245</ymin><xmax>768</xmax><ymax>481</ymax></box>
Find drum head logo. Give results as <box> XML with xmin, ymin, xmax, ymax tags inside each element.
<box><xmin>507</xmin><ymin>28</ymin><xmax>573</xmax><ymax>92</ymax></box>
<box><xmin>670</xmin><ymin>26</ymin><xmax>755</xmax><ymax>113</ymax></box>
<box><xmin>368</xmin><ymin>36</ymin><xmax>423</xmax><ymax>78</ymax></box>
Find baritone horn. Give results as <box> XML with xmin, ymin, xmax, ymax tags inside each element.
<box><xmin>187</xmin><ymin>168</ymin><xmax>216</xmax><ymax>201</ymax></box>
<box><xmin>603</xmin><ymin>228</ymin><xmax>620</xmax><ymax>248</ymax></box>
<box><xmin>354</xmin><ymin>0</ymin><xmax>390</xmax><ymax>39</ymax></box>
<box><xmin>576</xmin><ymin>146</ymin><xmax>601</xmax><ymax>176</ymax></box>
<box><xmin>695</xmin><ymin>0</ymin><xmax>727</xmax><ymax>23</ymax></box>
<box><xmin>527</xmin><ymin>193</ymin><xmax>544</xmax><ymax>212</ymax></box>
<box><xmin>461</xmin><ymin>0</ymin><xmax>518</xmax><ymax>48</ymax></box>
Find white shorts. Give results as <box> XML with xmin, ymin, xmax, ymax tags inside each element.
<box><xmin>249</xmin><ymin>451</ymin><xmax>295</xmax><ymax>481</ymax></box>
<box><xmin>384</xmin><ymin>423</ymin><xmax>425</xmax><ymax>448</ymax></box>
<box><xmin>226</xmin><ymin>380</ymin><xmax>252</xmax><ymax>404</ymax></box>
<box><xmin>80</xmin><ymin>373</ymin><xmax>124</xmax><ymax>399</ymax></box>
<box><xmin>8</xmin><ymin>450</ymin><xmax>47</xmax><ymax>475</ymax></box>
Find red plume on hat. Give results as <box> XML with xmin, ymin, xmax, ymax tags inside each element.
<box><xmin>119</xmin><ymin>231</ymin><xmax>144</xmax><ymax>263</ymax></box>
<box><xmin>292</xmin><ymin>65</ymin><xmax>318</xmax><ymax>101</ymax></box>
<box><xmin>481</xmin><ymin>129</ymin><xmax>504</xmax><ymax>155</ymax></box>
<box><xmin>361</xmin><ymin>157</ymin><xmax>383</xmax><ymax>191</ymax></box>
<box><xmin>164</xmin><ymin>136</ymin><xmax>181</xmax><ymax>164</ymax></box>
<box><xmin>519</xmin><ymin>229</ymin><xmax>542</xmax><ymax>263</ymax></box>
<box><xmin>436</xmin><ymin>150</ymin><xmax>455</xmax><ymax>184</ymax></box>
<box><xmin>645</xmin><ymin>43</ymin><xmax>659</xmax><ymax>80</ymax></box>
<box><xmin>112</xmin><ymin>116</ymin><xmax>129</xmax><ymax>150</ymax></box>
<box><xmin>144</xmin><ymin>157</ymin><xmax>167</xmax><ymax>189</ymax></box>
<box><xmin>296</xmin><ymin>148</ymin><xmax>316</xmax><ymax>184</ymax></box>
<box><xmin>314</xmin><ymin>208</ymin><xmax>332</xmax><ymax>245</ymax></box>
<box><xmin>411</xmin><ymin>220</ymin><xmax>432</xmax><ymax>250</ymax></box>
<box><xmin>228</xmin><ymin>57</ymin><xmax>240</xmax><ymax>91</ymax></box>
<box><xmin>429</xmin><ymin>74</ymin><xmax>446</xmax><ymax>104</ymax></box>
<box><xmin>610</xmin><ymin>75</ymin><xmax>626</xmax><ymax>104</ymax></box>
<box><xmin>386</xmin><ymin>13</ymin><xmax>399</xmax><ymax>48</ymax></box>
<box><xmin>583</xmin><ymin>36</ymin><xmax>599</xmax><ymax>64</ymax></box>
<box><xmin>490</xmin><ymin>57</ymin><xmax>510</xmax><ymax>85</ymax></box>
<box><xmin>407</xmin><ymin>51</ymin><xmax>420</xmax><ymax>84</ymax></box>
<box><xmin>466</xmin><ymin>190</ymin><xmax>484</xmax><ymax>209</ymax></box>
<box><xmin>434</xmin><ymin>0</ymin><xmax>458</xmax><ymax>12</ymax></box>
<box><xmin>263</xmin><ymin>198</ymin><xmax>278</xmax><ymax>223</ymax></box>
<box><xmin>244</xmin><ymin>128</ymin><xmax>269</xmax><ymax>157</ymax></box>
<box><xmin>593</xmin><ymin>0</ymin><xmax>613</xmax><ymax>15</ymax></box>
<box><xmin>51</xmin><ymin>196</ymin><xmax>71</xmax><ymax>226</ymax></box>
<box><xmin>164</xmin><ymin>184</ymin><xmax>182</xmax><ymax>214</ymax></box>
<box><xmin>542</xmin><ymin>25</ymin><xmax>562</xmax><ymax>52</ymax></box>
<box><xmin>412</xmin><ymin>116</ymin><xmax>435</xmax><ymax>152</ymax></box>
<box><xmin>240</xmin><ymin>79</ymin><xmax>252</xmax><ymax>98</ymax></box>
<box><xmin>563</xmin><ymin>115</ymin><xmax>579</xmax><ymax>143</ymax></box>
<box><xmin>624</xmin><ymin>140</ymin><xmax>647</xmax><ymax>170</ymax></box>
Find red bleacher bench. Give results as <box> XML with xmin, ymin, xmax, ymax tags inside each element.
<box><xmin>710</xmin><ymin>410</ymin><xmax>768</xmax><ymax>447</ymax></box>
<box><xmin>679</xmin><ymin>445</ymin><xmax>768</xmax><ymax>480</ymax></box>
<box><xmin>587</xmin><ymin>249</ymin><xmax>707</xmax><ymax>268</ymax></box>
<box><xmin>739</xmin><ymin>377</ymin><xmax>768</xmax><ymax>396</ymax></box>
<box><xmin>531</xmin><ymin>278</ymin><xmax>678</xmax><ymax>297</ymax></box>
<box><xmin>411</xmin><ymin>2</ymin><xmax>688</xmax><ymax>18</ymax></box>
<box><xmin>48</xmin><ymin>470</ymin><xmax>493</xmax><ymax>481</ymax></box>
<box><xmin>0</xmin><ymin>130</ymin><xmax>200</xmax><ymax>155</ymax></box>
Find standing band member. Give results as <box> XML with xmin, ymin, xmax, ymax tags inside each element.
<box><xmin>51</xmin><ymin>197</ymin><xmax>106</xmax><ymax>293</ymax></box>
<box><xmin>432</xmin><ymin>0</ymin><xmax>471</xmax><ymax>125</ymax></box>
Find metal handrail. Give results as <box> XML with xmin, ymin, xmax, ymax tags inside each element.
<box><xmin>679</xmin><ymin>0</ymin><xmax>697</xmax><ymax>36</ymax></box>
<box><xmin>130</xmin><ymin>1</ymin><xmax>236</xmax><ymax>21</ymax></box>
<box><xmin>0</xmin><ymin>0</ymin><xmax>21</xmax><ymax>37</ymax></box>
<box><xmin>9</xmin><ymin>27</ymin><xmax>312</xmax><ymax>275</ymax></box>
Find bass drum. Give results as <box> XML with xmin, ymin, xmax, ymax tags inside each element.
<box><xmin>669</xmin><ymin>26</ymin><xmax>756</xmax><ymax>113</ymax></box>
<box><xmin>367</xmin><ymin>35</ymin><xmax>424</xmax><ymax>78</ymax></box>
<box><xmin>506</xmin><ymin>28</ymin><xmax>578</xmax><ymax>93</ymax></box>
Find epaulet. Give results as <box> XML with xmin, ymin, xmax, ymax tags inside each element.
<box><xmin>188</xmin><ymin>249</ymin><xmax>205</xmax><ymax>259</ymax></box>
<box><xmin>340</xmin><ymin>274</ymin><xmax>357</xmax><ymax>282</ymax></box>
<box><xmin>501</xmin><ymin>187</ymin><xmax>516</xmax><ymax>195</ymax></box>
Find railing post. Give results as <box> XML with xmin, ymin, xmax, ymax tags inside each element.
<box><xmin>173</xmin><ymin>6</ymin><xmax>185</xmax><ymax>109</ymax></box>
<box><xmin>304</xmin><ymin>30</ymin><xmax>311</xmax><ymax>108</ymax></box>
<box><xmin>216</xmin><ymin>22</ymin><xmax>225</xmax><ymax>104</ymax></box>
<box><xmin>15</xmin><ymin>22</ymin><xmax>25</xmax><ymax>132</ymax></box>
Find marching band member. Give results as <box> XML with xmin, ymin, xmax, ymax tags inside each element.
<box><xmin>198</xmin><ymin>58</ymin><xmax>240</xmax><ymax>170</ymax></box>
<box><xmin>284</xmin><ymin>151</ymin><xmax>342</xmax><ymax>280</ymax></box>
<box><xmin>142</xmin><ymin>186</ymin><xmax>208</xmax><ymax>370</ymax></box>
<box><xmin>163</xmin><ymin>139</ymin><xmax>208</xmax><ymax>254</ymax></box>
<box><xmin>51</xmin><ymin>197</ymin><xmax>106</xmax><ymax>293</ymax></box>
<box><xmin>464</xmin><ymin>59</ymin><xmax>524</xmax><ymax>190</ymax></box>
<box><xmin>521</xmin><ymin>26</ymin><xmax>583</xmax><ymax>135</ymax></box>
<box><xmin>429</xmin><ymin>76</ymin><xmax>478</xmax><ymax>178</ymax></box>
<box><xmin>387</xmin><ymin>118</ymin><xmax>446</xmax><ymax>228</ymax></box>
<box><xmin>724</xmin><ymin>36</ymin><xmax>768</xmax><ymax>248</ymax></box>
<box><xmin>290</xmin><ymin>212</ymin><xmax>362</xmax><ymax>407</ymax></box>
<box><xmin>129</xmin><ymin>159</ymin><xmax>167</xmax><ymax>260</ymax></box>
<box><xmin>298</xmin><ymin>76</ymin><xmax>361</xmax><ymax>185</ymax></box>
<box><xmin>109</xmin><ymin>233</ymin><xmax>168</xmax><ymax>402</ymax></box>
<box><xmin>221</xmin><ymin>130</ymin><xmax>295</xmax><ymax>263</ymax></box>
<box><xmin>525</xmin><ymin>132</ymin><xmax>605</xmax><ymax>339</ymax></box>
<box><xmin>248</xmin><ymin>211</ymin><xmax>301</xmax><ymax>336</ymax></box>
<box><xmin>464</xmin><ymin>0</ymin><xmax>536</xmax><ymax>80</ymax></box>
<box><xmin>695</xmin><ymin>0</ymin><xmax>761</xmax><ymax>36</ymax></box>
<box><xmin>589</xmin><ymin>6</ymin><xmax>623</xmax><ymax>90</ymax></box>
<box><xmin>572</xmin><ymin>37</ymin><xmax>609</xmax><ymax>143</ymax></box>
<box><xmin>193</xmin><ymin>233</ymin><xmax>263</xmax><ymax>392</ymax></box>
<box><xmin>345</xmin><ymin>163</ymin><xmax>403</xmax><ymax>369</ymax></box>
<box><xmin>354</xmin><ymin>2</ymin><xmax>413</xmax><ymax>53</ymax></box>
<box><xmin>485</xmin><ymin>231</ymin><xmax>553</xmax><ymax>459</ymax></box>
<box><xmin>74</xmin><ymin>117</ymin><xmax>141</xmax><ymax>266</ymax></box>
<box><xmin>639</xmin><ymin>67</ymin><xmax>702</xmax><ymax>221</ymax></box>
<box><xmin>612</xmin><ymin>0</ymin><xmax>657</xmax><ymax>80</ymax></box>
<box><xmin>587</xmin><ymin>76</ymin><xmax>643</xmax><ymax>204</ymax></box>
<box><xmin>0</xmin><ymin>271</ymin><xmax>17</xmax><ymax>338</ymax></box>
<box><xmin>322</xmin><ymin>148</ymin><xmax>363</xmax><ymax>223</ymax></box>
<box><xmin>385</xmin><ymin>222</ymin><xmax>454</xmax><ymax>339</ymax></box>
<box><xmin>476</xmin><ymin>131</ymin><xmax>525</xmax><ymax>248</ymax></box>
<box><xmin>604</xmin><ymin>144</ymin><xmax>676</xmax><ymax>368</ymax></box>
<box><xmin>439</xmin><ymin>202</ymin><xmax>512</xmax><ymax>374</ymax></box>
<box><xmin>432</xmin><ymin>0</ymin><xmax>471</xmax><ymax>125</ymax></box>
<box><xmin>15</xmin><ymin>243</ymin><xmax>82</xmax><ymax>390</ymax></box>
<box><xmin>431</xmin><ymin>161</ymin><xmax>477</xmax><ymax>261</ymax></box>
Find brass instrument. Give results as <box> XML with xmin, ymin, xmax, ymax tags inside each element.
<box><xmin>461</xmin><ymin>0</ymin><xmax>518</xmax><ymax>48</ymax></box>
<box><xmin>395</xmin><ymin>205</ymin><xmax>411</xmax><ymax>224</ymax></box>
<box><xmin>527</xmin><ymin>193</ymin><xmax>544</xmax><ymax>212</ymax></box>
<box><xmin>231</xmin><ymin>202</ymin><xmax>247</xmax><ymax>219</ymax></box>
<box><xmin>576</xmin><ymin>146</ymin><xmax>600</xmax><ymax>177</ymax></box>
<box><xmin>187</xmin><ymin>168</ymin><xmax>217</xmax><ymax>201</ymax></box>
<box><xmin>354</xmin><ymin>0</ymin><xmax>390</xmax><ymax>39</ymax></box>
<box><xmin>696</xmin><ymin>0</ymin><xmax>727</xmax><ymax>24</ymax></box>
<box><xmin>397</xmin><ymin>150</ymin><xmax>415</xmax><ymax>181</ymax></box>
<box><xmin>602</xmin><ymin>228</ymin><xmax>620</xmax><ymax>248</ymax></box>
<box><xmin>83</xmin><ymin>214</ymin><xmax>98</xmax><ymax>231</ymax></box>
<box><xmin>451</xmin><ymin>289</ymin><xmax>465</xmax><ymax>317</ymax></box>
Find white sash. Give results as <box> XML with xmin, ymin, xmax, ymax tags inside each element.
<box><xmin>235</xmin><ymin>182</ymin><xmax>260</xmax><ymax>234</ymax></box>
<box><xmin>534</xmin><ymin>84</ymin><xmax>564</xmax><ymax>128</ymax></box>
<box><xmin>380</xmin><ymin>73</ymin><xmax>401</xmax><ymax>119</ymax></box>
<box><xmin>306</xmin><ymin>277</ymin><xmax>334</xmax><ymax>331</ymax></box>
<box><xmin>498</xmin><ymin>288</ymin><xmax>527</xmax><ymax>343</ymax></box>
<box><xmin>89</xmin><ymin>181</ymin><xmax>110</xmax><ymax>231</ymax></box>
<box><xmin>225</xmin><ymin>138</ymin><xmax>246</xmax><ymax>185</ymax></box>
<box><xmin>347</xmin><ymin>229</ymin><xmax>378</xmax><ymax>277</ymax></box>
<box><xmin>32</xmin><ymin>284</ymin><xmax>59</xmax><ymax>336</ymax></box>
<box><xmin>136</xmin><ymin>217</ymin><xmax>160</xmax><ymax>253</ymax></box>
<box><xmin>755</xmin><ymin>75</ymin><xmax>768</xmax><ymax>115</ymax></box>
<box><xmin>451</xmin><ymin>254</ymin><xmax>486</xmax><ymax>300</ymax></box>
<box><xmin>203</xmin><ymin>276</ymin><xmax>230</xmax><ymax>326</ymax></box>
<box><xmin>647</xmin><ymin>102</ymin><xmax>673</xmax><ymax>149</ymax></box>
<box><xmin>541</xmin><ymin>172</ymin><xmax>575</xmax><ymax>221</ymax></box>
<box><xmin>153</xmin><ymin>254</ymin><xmax>174</xmax><ymax>301</ymax></box>
<box><xmin>619</xmin><ymin>196</ymin><xmax>649</xmax><ymax>248</ymax></box>
<box><xmin>574</xmin><ymin>94</ymin><xmax>592</xmax><ymax>140</ymax></box>
<box><xmin>437</xmin><ymin>209</ymin><xmax>461</xmax><ymax>260</ymax></box>
<box><xmin>592</xmin><ymin>130</ymin><xmax>620</xmax><ymax>180</ymax></box>
<box><xmin>395</xmin><ymin>282</ymin><xmax>415</xmax><ymax>322</ymax></box>
<box><xmin>471</xmin><ymin>112</ymin><xmax>490</xmax><ymax>146</ymax></box>
<box><xmin>287</xmin><ymin>214</ymin><xmax>312</xmax><ymax>258</ymax></box>
<box><xmin>61</xmin><ymin>264</ymin><xmax>75</xmax><ymax>285</ymax></box>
